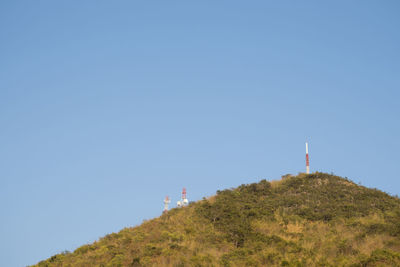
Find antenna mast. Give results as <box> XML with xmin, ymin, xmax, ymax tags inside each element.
<box><xmin>163</xmin><ymin>196</ymin><xmax>171</xmax><ymax>214</ymax></box>
<box><xmin>177</xmin><ymin>187</ymin><xmax>188</xmax><ymax>207</ymax></box>
<box><xmin>306</xmin><ymin>142</ymin><xmax>310</xmax><ymax>174</ymax></box>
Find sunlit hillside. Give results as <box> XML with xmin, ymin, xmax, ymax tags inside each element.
<box><xmin>33</xmin><ymin>173</ymin><xmax>400</xmax><ymax>267</ymax></box>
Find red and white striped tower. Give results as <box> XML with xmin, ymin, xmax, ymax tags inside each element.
<box><xmin>177</xmin><ymin>188</ymin><xmax>189</xmax><ymax>207</ymax></box>
<box><xmin>306</xmin><ymin>142</ymin><xmax>310</xmax><ymax>174</ymax></box>
<box><xmin>163</xmin><ymin>196</ymin><xmax>170</xmax><ymax>214</ymax></box>
<box><xmin>182</xmin><ymin>188</ymin><xmax>189</xmax><ymax>206</ymax></box>
<box><xmin>182</xmin><ymin>188</ymin><xmax>187</xmax><ymax>201</ymax></box>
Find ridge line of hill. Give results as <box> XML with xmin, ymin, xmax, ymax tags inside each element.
<box><xmin>33</xmin><ymin>172</ymin><xmax>400</xmax><ymax>267</ymax></box>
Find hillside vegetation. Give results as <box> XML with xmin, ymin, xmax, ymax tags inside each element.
<box><xmin>33</xmin><ymin>173</ymin><xmax>400</xmax><ymax>267</ymax></box>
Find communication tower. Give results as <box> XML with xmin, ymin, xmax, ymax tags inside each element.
<box><xmin>177</xmin><ymin>188</ymin><xmax>189</xmax><ymax>207</ymax></box>
<box><xmin>306</xmin><ymin>142</ymin><xmax>310</xmax><ymax>174</ymax></box>
<box><xmin>163</xmin><ymin>196</ymin><xmax>171</xmax><ymax>214</ymax></box>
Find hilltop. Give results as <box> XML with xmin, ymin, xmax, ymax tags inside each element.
<box><xmin>33</xmin><ymin>173</ymin><xmax>400</xmax><ymax>267</ymax></box>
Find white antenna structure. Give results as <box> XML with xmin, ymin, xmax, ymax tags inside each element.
<box><xmin>163</xmin><ymin>196</ymin><xmax>171</xmax><ymax>214</ymax></box>
<box><xmin>177</xmin><ymin>188</ymin><xmax>188</xmax><ymax>207</ymax></box>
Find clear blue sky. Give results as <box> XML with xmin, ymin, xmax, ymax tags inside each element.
<box><xmin>1</xmin><ymin>1</ymin><xmax>399</xmax><ymax>266</ymax></box>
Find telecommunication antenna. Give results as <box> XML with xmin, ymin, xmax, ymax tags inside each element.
<box><xmin>177</xmin><ymin>188</ymin><xmax>188</xmax><ymax>207</ymax></box>
<box><xmin>306</xmin><ymin>142</ymin><xmax>310</xmax><ymax>174</ymax></box>
<box><xmin>163</xmin><ymin>196</ymin><xmax>171</xmax><ymax>214</ymax></box>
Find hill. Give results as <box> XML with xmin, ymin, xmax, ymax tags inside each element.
<box><xmin>33</xmin><ymin>173</ymin><xmax>400</xmax><ymax>267</ymax></box>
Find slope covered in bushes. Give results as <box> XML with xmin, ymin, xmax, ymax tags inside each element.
<box><xmin>33</xmin><ymin>173</ymin><xmax>400</xmax><ymax>267</ymax></box>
